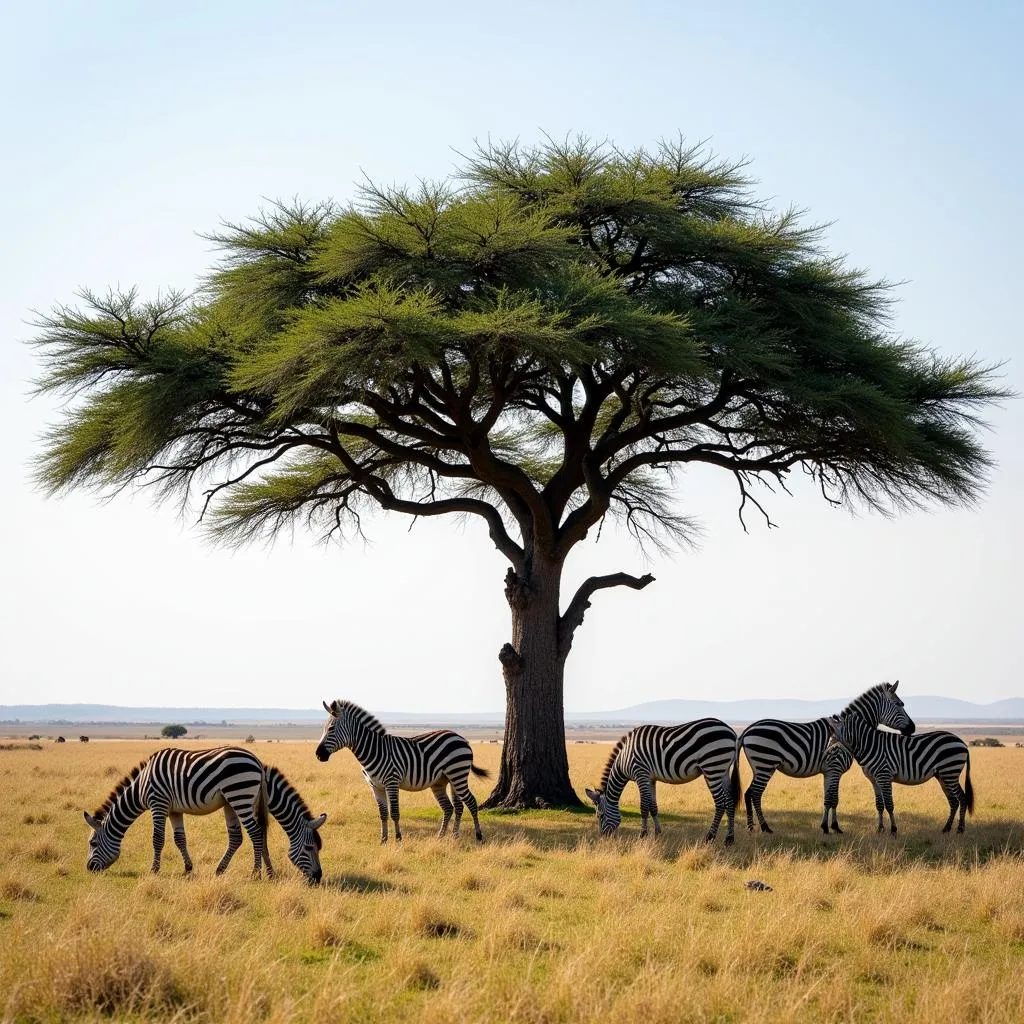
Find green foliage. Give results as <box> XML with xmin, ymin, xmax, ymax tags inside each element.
<box><xmin>161</xmin><ymin>725</ymin><xmax>187</xmax><ymax>739</ymax></box>
<box><xmin>30</xmin><ymin>136</ymin><xmax>1011</xmax><ymax>564</ymax></box>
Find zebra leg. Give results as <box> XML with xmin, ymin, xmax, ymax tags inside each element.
<box><xmin>370</xmin><ymin>784</ymin><xmax>389</xmax><ymax>843</ymax></box>
<box><xmin>431</xmin><ymin>782</ymin><xmax>454</xmax><ymax>838</ymax></box>
<box><xmin>879</xmin><ymin>778</ymin><xmax>897</xmax><ymax>836</ymax></box>
<box><xmin>386</xmin><ymin>784</ymin><xmax>402</xmax><ymax>843</ymax></box>
<box><xmin>870</xmin><ymin>781</ymin><xmax>885</xmax><ymax>833</ymax></box>
<box><xmin>217</xmin><ymin>806</ymin><xmax>244</xmax><ymax>875</ymax></box>
<box><xmin>169</xmin><ymin>812</ymin><xmax>193</xmax><ymax>874</ymax></box>
<box><xmin>150</xmin><ymin>803</ymin><xmax>168</xmax><ymax>874</ymax></box>
<box><xmin>238</xmin><ymin>809</ymin><xmax>273</xmax><ymax>879</ymax></box>
<box><xmin>650</xmin><ymin>780</ymin><xmax>663</xmax><ymax>836</ymax></box>
<box><xmin>703</xmin><ymin>771</ymin><xmax>730</xmax><ymax>844</ymax></box>
<box><xmin>829</xmin><ymin>774</ymin><xmax>843</xmax><ymax>834</ymax></box>
<box><xmin>937</xmin><ymin>775</ymin><xmax>960</xmax><ymax>833</ymax></box>
<box><xmin>453</xmin><ymin>777</ymin><xmax>483</xmax><ymax>842</ymax></box>
<box><xmin>722</xmin><ymin>772</ymin><xmax>736</xmax><ymax>846</ymax></box>
<box><xmin>637</xmin><ymin>775</ymin><xmax>653</xmax><ymax>838</ymax></box>
<box><xmin>745</xmin><ymin>768</ymin><xmax>775</xmax><ymax>833</ymax></box>
<box><xmin>452</xmin><ymin>786</ymin><xmax>465</xmax><ymax>839</ymax></box>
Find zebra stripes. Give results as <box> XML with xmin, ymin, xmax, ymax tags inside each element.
<box><xmin>84</xmin><ymin>746</ymin><xmax>273</xmax><ymax>877</ymax></box>
<box><xmin>315</xmin><ymin>699</ymin><xmax>490</xmax><ymax>843</ymax></box>
<box><xmin>208</xmin><ymin>765</ymin><xmax>326</xmax><ymax>883</ymax></box>
<box><xmin>584</xmin><ymin>719</ymin><xmax>740</xmax><ymax>844</ymax></box>
<box><xmin>740</xmin><ymin>718</ymin><xmax>855</xmax><ymax>836</ymax></box>
<box><xmin>828</xmin><ymin>710</ymin><xmax>973</xmax><ymax>835</ymax></box>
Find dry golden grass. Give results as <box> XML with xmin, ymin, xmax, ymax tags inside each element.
<box><xmin>1</xmin><ymin>739</ymin><xmax>1023</xmax><ymax>1022</ymax></box>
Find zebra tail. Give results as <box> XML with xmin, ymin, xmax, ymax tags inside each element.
<box><xmin>730</xmin><ymin>742</ymin><xmax>742</xmax><ymax>808</ymax></box>
<box><xmin>470</xmin><ymin>763</ymin><xmax>491</xmax><ymax>779</ymax></box>
<box><xmin>965</xmin><ymin>750</ymin><xmax>974</xmax><ymax>815</ymax></box>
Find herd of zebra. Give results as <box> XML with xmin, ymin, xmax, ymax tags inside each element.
<box><xmin>82</xmin><ymin>682</ymin><xmax>974</xmax><ymax>882</ymax></box>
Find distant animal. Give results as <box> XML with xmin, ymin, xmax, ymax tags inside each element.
<box><xmin>56</xmin><ymin>736</ymin><xmax>66</xmax><ymax>743</ymax></box>
<box><xmin>585</xmin><ymin>719</ymin><xmax>740</xmax><ymax>844</ymax></box>
<box><xmin>738</xmin><ymin>681</ymin><xmax>912</xmax><ymax>836</ymax></box>
<box><xmin>84</xmin><ymin>747</ymin><xmax>275</xmax><ymax>877</ymax></box>
<box><xmin>166</xmin><ymin>764</ymin><xmax>326</xmax><ymax>883</ymax></box>
<box><xmin>745</xmin><ymin>880</ymin><xmax>773</xmax><ymax>891</ymax></box>
<box><xmin>79</xmin><ymin>736</ymin><xmax>89</xmax><ymax>743</ymax></box>
<box><xmin>828</xmin><ymin>708</ymin><xmax>972</xmax><ymax>836</ymax></box>
<box><xmin>316</xmin><ymin>699</ymin><xmax>489</xmax><ymax>843</ymax></box>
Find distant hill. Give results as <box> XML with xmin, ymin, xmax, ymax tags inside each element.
<box><xmin>3</xmin><ymin>696</ymin><xmax>1024</xmax><ymax>725</ymax></box>
<box><xmin>567</xmin><ymin>696</ymin><xmax>1024</xmax><ymax>724</ymax></box>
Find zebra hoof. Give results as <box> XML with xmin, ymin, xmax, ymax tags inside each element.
<box><xmin>831</xmin><ymin>826</ymin><xmax>843</xmax><ymax>835</ymax></box>
<box><xmin>877</xmin><ymin>826</ymin><xmax>885</xmax><ymax>835</ymax></box>
<box><xmin>889</xmin><ymin>828</ymin><xmax>898</xmax><ymax>837</ymax></box>
<box><xmin>724</xmin><ymin>835</ymin><xmax>735</xmax><ymax>847</ymax></box>
<box><xmin>475</xmin><ymin>834</ymin><xmax>483</xmax><ymax>843</ymax></box>
<box><xmin>942</xmin><ymin>824</ymin><xmax>952</xmax><ymax>833</ymax></box>
<box><xmin>760</xmin><ymin>825</ymin><xmax>773</xmax><ymax>835</ymax></box>
<box><xmin>957</xmin><ymin>825</ymin><xmax>965</xmax><ymax>834</ymax></box>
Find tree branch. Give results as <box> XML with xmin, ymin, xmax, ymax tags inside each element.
<box><xmin>558</xmin><ymin>571</ymin><xmax>655</xmax><ymax>658</ymax></box>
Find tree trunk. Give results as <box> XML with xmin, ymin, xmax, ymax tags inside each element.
<box><xmin>482</xmin><ymin>555</ymin><xmax>583</xmax><ymax>809</ymax></box>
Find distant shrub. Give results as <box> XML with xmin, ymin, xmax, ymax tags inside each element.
<box><xmin>244</xmin><ymin>734</ymin><xmax>256</xmax><ymax>744</ymax></box>
<box><xmin>969</xmin><ymin>737</ymin><xmax>1004</xmax><ymax>747</ymax></box>
<box><xmin>161</xmin><ymin>725</ymin><xmax>187</xmax><ymax>739</ymax></box>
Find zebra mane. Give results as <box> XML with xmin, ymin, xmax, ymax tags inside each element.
<box><xmin>266</xmin><ymin>766</ymin><xmax>322</xmax><ymax>849</ymax></box>
<box><xmin>842</xmin><ymin>683</ymin><xmax>892</xmax><ymax>720</ymax></box>
<box><xmin>92</xmin><ymin>761</ymin><xmax>146</xmax><ymax>821</ymax></box>
<box><xmin>331</xmin><ymin>699</ymin><xmax>386</xmax><ymax>735</ymax></box>
<box><xmin>598</xmin><ymin>734</ymin><xmax>628</xmax><ymax>791</ymax></box>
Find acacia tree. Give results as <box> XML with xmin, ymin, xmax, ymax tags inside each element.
<box><xmin>31</xmin><ymin>138</ymin><xmax>1007</xmax><ymax>808</ymax></box>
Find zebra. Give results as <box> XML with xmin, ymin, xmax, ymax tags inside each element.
<box><xmin>828</xmin><ymin>708</ymin><xmax>973</xmax><ymax>836</ymax></box>
<box><xmin>83</xmin><ymin>746</ymin><xmax>274</xmax><ymax>877</ymax></box>
<box><xmin>740</xmin><ymin>717</ymin><xmax>856</xmax><ymax>835</ymax></box>
<box><xmin>315</xmin><ymin>699</ymin><xmax>490</xmax><ymax>843</ymax></box>
<box><xmin>584</xmin><ymin>719</ymin><xmax>741</xmax><ymax>845</ymax></box>
<box><xmin>170</xmin><ymin>765</ymin><xmax>327</xmax><ymax>883</ymax></box>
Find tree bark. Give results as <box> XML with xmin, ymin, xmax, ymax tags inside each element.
<box><xmin>483</xmin><ymin>556</ymin><xmax>582</xmax><ymax>809</ymax></box>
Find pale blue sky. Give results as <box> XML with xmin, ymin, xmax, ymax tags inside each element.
<box><xmin>2</xmin><ymin>1</ymin><xmax>1021</xmax><ymax>712</ymax></box>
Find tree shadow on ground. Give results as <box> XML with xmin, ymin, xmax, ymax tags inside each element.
<box><xmin>429</xmin><ymin>807</ymin><xmax>1024</xmax><ymax>868</ymax></box>
<box><xmin>323</xmin><ymin>873</ymin><xmax>401</xmax><ymax>894</ymax></box>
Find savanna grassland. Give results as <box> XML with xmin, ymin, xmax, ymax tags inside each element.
<box><xmin>2</xmin><ymin>739</ymin><xmax>1024</xmax><ymax>1023</ymax></box>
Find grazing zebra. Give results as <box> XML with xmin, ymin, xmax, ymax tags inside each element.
<box><xmin>315</xmin><ymin>699</ymin><xmax>490</xmax><ymax>843</ymax></box>
<box><xmin>174</xmin><ymin>765</ymin><xmax>327</xmax><ymax>883</ymax></box>
<box><xmin>828</xmin><ymin>710</ymin><xmax>973</xmax><ymax>836</ymax></box>
<box><xmin>584</xmin><ymin>719</ymin><xmax>740</xmax><ymax>845</ymax></box>
<box><xmin>740</xmin><ymin>716</ymin><xmax>856</xmax><ymax>835</ymax></box>
<box><xmin>83</xmin><ymin>746</ymin><xmax>273</xmax><ymax>877</ymax></box>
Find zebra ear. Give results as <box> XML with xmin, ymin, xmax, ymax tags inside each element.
<box><xmin>310</xmin><ymin>813</ymin><xmax>327</xmax><ymax>830</ymax></box>
<box><xmin>584</xmin><ymin>788</ymin><xmax>601</xmax><ymax>805</ymax></box>
<box><xmin>891</xmin><ymin>679</ymin><xmax>899</xmax><ymax>692</ymax></box>
<box><xmin>322</xmin><ymin>700</ymin><xmax>333</xmax><ymax>715</ymax></box>
<box><xmin>83</xmin><ymin>811</ymin><xmax>100</xmax><ymax>829</ymax></box>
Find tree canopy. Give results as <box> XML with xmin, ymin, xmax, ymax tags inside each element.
<box><xmin>31</xmin><ymin>136</ymin><xmax>1009</xmax><ymax>806</ymax></box>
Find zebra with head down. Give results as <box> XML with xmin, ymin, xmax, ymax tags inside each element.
<box><xmin>585</xmin><ymin>719</ymin><xmax>740</xmax><ymax>844</ymax></box>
